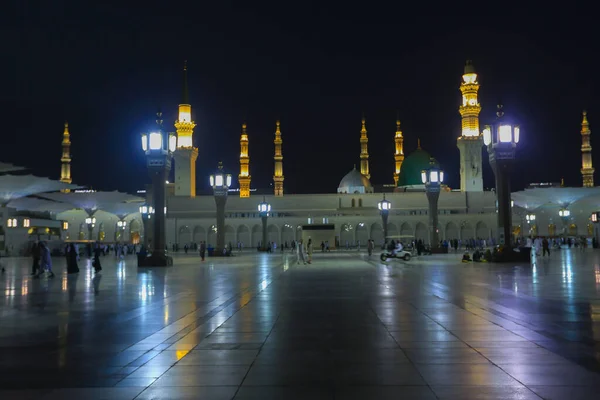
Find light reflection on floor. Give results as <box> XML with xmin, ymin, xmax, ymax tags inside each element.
<box><xmin>0</xmin><ymin>250</ymin><xmax>598</xmax><ymax>399</ymax></box>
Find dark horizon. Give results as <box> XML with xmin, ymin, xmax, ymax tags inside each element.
<box><xmin>7</xmin><ymin>3</ymin><xmax>598</xmax><ymax>195</ymax></box>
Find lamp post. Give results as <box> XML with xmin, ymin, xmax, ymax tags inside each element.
<box><xmin>258</xmin><ymin>197</ymin><xmax>271</xmax><ymax>251</ymax></box>
<box><xmin>210</xmin><ymin>162</ymin><xmax>231</xmax><ymax>255</ymax></box>
<box><xmin>421</xmin><ymin>158</ymin><xmax>444</xmax><ymax>248</ymax></box>
<box><xmin>140</xmin><ymin>111</ymin><xmax>176</xmax><ymax>266</ymax></box>
<box><xmin>483</xmin><ymin>104</ymin><xmax>520</xmax><ymax>246</ymax></box>
<box><xmin>378</xmin><ymin>194</ymin><xmax>391</xmax><ymax>243</ymax></box>
<box><xmin>139</xmin><ymin>205</ymin><xmax>153</xmax><ymax>248</ymax></box>
<box><xmin>559</xmin><ymin>208</ymin><xmax>570</xmax><ymax>237</ymax></box>
<box><xmin>85</xmin><ymin>216</ymin><xmax>96</xmax><ymax>241</ymax></box>
<box><xmin>117</xmin><ymin>219</ymin><xmax>127</xmax><ymax>242</ymax></box>
<box><xmin>526</xmin><ymin>213</ymin><xmax>536</xmax><ymax>236</ymax></box>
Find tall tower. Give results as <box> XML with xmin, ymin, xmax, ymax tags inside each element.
<box><xmin>60</xmin><ymin>121</ymin><xmax>72</xmax><ymax>193</ymax></box>
<box><xmin>581</xmin><ymin>111</ymin><xmax>595</xmax><ymax>187</ymax></box>
<box><xmin>457</xmin><ymin>60</ymin><xmax>484</xmax><ymax>192</ymax></box>
<box><xmin>273</xmin><ymin>120</ymin><xmax>284</xmax><ymax>196</ymax></box>
<box><xmin>238</xmin><ymin>123</ymin><xmax>251</xmax><ymax>197</ymax></box>
<box><xmin>393</xmin><ymin>118</ymin><xmax>404</xmax><ymax>186</ymax></box>
<box><xmin>360</xmin><ymin>115</ymin><xmax>370</xmax><ymax>179</ymax></box>
<box><xmin>174</xmin><ymin>61</ymin><xmax>199</xmax><ymax>197</ymax></box>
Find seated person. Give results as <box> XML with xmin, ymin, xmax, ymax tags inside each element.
<box><xmin>392</xmin><ymin>241</ymin><xmax>403</xmax><ymax>256</ymax></box>
<box><xmin>462</xmin><ymin>251</ymin><xmax>472</xmax><ymax>262</ymax></box>
<box><xmin>473</xmin><ymin>249</ymin><xmax>482</xmax><ymax>262</ymax></box>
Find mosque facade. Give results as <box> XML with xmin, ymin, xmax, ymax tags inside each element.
<box><xmin>1</xmin><ymin>62</ymin><xmax>598</xmax><ymax>255</ymax></box>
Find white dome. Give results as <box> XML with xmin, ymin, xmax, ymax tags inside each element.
<box><xmin>337</xmin><ymin>167</ymin><xmax>373</xmax><ymax>194</ymax></box>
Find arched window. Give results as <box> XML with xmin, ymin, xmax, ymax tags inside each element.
<box><xmin>569</xmin><ymin>223</ymin><xmax>577</xmax><ymax>236</ymax></box>
<box><xmin>358</xmin><ymin>199</ymin><xmax>363</xmax><ymax>207</ymax></box>
<box><xmin>351</xmin><ymin>199</ymin><xmax>356</xmax><ymax>208</ymax></box>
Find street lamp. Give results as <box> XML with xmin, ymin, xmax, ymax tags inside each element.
<box><xmin>526</xmin><ymin>213</ymin><xmax>536</xmax><ymax>236</ymax></box>
<box><xmin>483</xmin><ymin>104</ymin><xmax>520</xmax><ymax>246</ymax></box>
<box><xmin>140</xmin><ymin>111</ymin><xmax>176</xmax><ymax>266</ymax></box>
<box><xmin>85</xmin><ymin>216</ymin><xmax>96</xmax><ymax>240</ymax></box>
<box><xmin>421</xmin><ymin>158</ymin><xmax>444</xmax><ymax>249</ymax></box>
<box><xmin>559</xmin><ymin>208</ymin><xmax>570</xmax><ymax>236</ymax></box>
<box><xmin>378</xmin><ymin>194</ymin><xmax>391</xmax><ymax>243</ymax></box>
<box><xmin>116</xmin><ymin>219</ymin><xmax>127</xmax><ymax>241</ymax></box>
<box><xmin>210</xmin><ymin>162</ymin><xmax>232</xmax><ymax>255</ymax></box>
<box><xmin>258</xmin><ymin>196</ymin><xmax>271</xmax><ymax>251</ymax></box>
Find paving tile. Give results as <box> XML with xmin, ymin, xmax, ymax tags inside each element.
<box><xmin>115</xmin><ymin>377</ymin><xmax>157</xmax><ymax>387</ymax></box>
<box><xmin>0</xmin><ymin>390</ymin><xmax>53</xmax><ymax>400</ymax></box>
<box><xmin>234</xmin><ymin>386</ymin><xmax>334</xmax><ymax>399</ymax></box>
<box><xmin>416</xmin><ymin>364</ymin><xmax>523</xmax><ymax>386</ymax></box>
<box><xmin>501</xmin><ymin>364</ymin><xmax>600</xmax><ymax>386</ymax></box>
<box><xmin>175</xmin><ymin>349</ymin><xmax>259</xmax><ymax>366</ymax></box>
<box><xmin>529</xmin><ymin>385</ymin><xmax>600</xmax><ymax>399</ymax></box>
<box><xmin>41</xmin><ymin>387</ymin><xmax>145</xmax><ymax>399</ymax></box>
<box><xmin>135</xmin><ymin>386</ymin><xmax>238</xmax><ymax>400</ymax></box>
<box><xmin>333</xmin><ymin>386</ymin><xmax>437</xmax><ymax>400</ymax></box>
<box><xmin>152</xmin><ymin>365</ymin><xmax>249</xmax><ymax>386</ymax></box>
<box><xmin>431</xmin><ymin>385</ymin><xmax>542</xmax><ymax>399</ymax></box>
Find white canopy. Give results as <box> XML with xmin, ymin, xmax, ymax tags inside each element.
<box><xmin>0</xmin><ymin>174</ymin><xmax>79</xmax><ymax>205</ymax></box>
<box><xmin>37</xmin><ymin>191</ymin><xmax>144</xmax><ymax>214</ymax></box>
<box><xmin>0</xmin><ymin>163</ymin><xmax>26</xmax><ymax>174</ymax></box>
<box><xmin>512</xmin><ymin>187</ymin><xmax>600</xmax><ymax>210</ymax></box>
<box><xmin>7</xmin><ymin>196</ymin><xmax>76</xmax><ymax>213</ymax></box>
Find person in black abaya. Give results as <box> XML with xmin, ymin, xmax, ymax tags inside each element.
<box><xmin>67</xmin><ymin>243</ymin><xmax>80</xmax><ymax>274</ymax></box>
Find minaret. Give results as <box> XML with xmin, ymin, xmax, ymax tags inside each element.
<box><xmin>581</xmin><ymin>111</ymin><xmax>595</xmax><ymax>187</ymax></box>
<box><xmin>174</xmin><ymin>61</ymin><xmax>199</xmax><ymax>197</ymax></box>
<box><xmin>360</xmin><ymin>115</ymin><xmax>370</xmax><ymax>179</ymax></box>
<box><xmin>457</xmin><ymin>60</ymin><xmax>484</xmax><ymax>192</ymax></box>
<box><xmin>273</xmin><ymin>120</ymin><xmax>284</xmax><ymax>196</ymax></box>
<box><xmin>60</xmin><ymin>121</ymin><xmax>72</xmax><ymax>193</ymax></box>
<box><xmin>238</xmin><ymin>123</ymin><xmax>251</xmax><ymax>197</ymax></box>
<box><xmin>393</xmin><ymin>117</ymin><xmax>404</xmax><ymax>186</ymax></box>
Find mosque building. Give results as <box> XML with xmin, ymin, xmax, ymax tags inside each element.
<box><xmin>1</xmin><ymin>62</ymin><xmax>599</xmax><ymax>254</ymax></box>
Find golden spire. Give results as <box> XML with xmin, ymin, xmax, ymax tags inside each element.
<box><xmin>393</xmin><ymin>115</ymin><xmax>404</xmax><ymax>186</ymax></box>
<box><xmin>581</xmin><ymin>110</ymin><xmax>594</xmax><ymax>187</ymax></box>
<box><xmin>459</xmin><ymin>60</ymin><xmax>481</xmax><ymax>138</ymax></box>
<box><xmin>60</xmin><ymin>121</ymin><xmax>72</xmax><ymax>192</ymax></box>
<box><xmin>173</xmin><ymin>61</ymin><xmax>198</xmax><ymax>197</ymax></box>
<box><xmin>359</xmin><ymin>115</ymin><xmax>370</xmax><ymax>179</ymax></box>
<box><xmin>239</xmin><ymin>122</ymin><xmax>251</xmax><ymax>197</ymax></box>
<box><xmin>273</xmin><ymin>120</ymin><xmax>284</xmax><ymax>196</ymax></box>
<box><xmin>175</xmin><ymin>60</ymin><xmax>196</xmax><ymax>148</ymax></box>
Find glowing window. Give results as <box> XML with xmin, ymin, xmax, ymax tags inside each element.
<box><xmin>149</xmin><ymin>132</ymin><xmax>162</xmax><ymax>150</ymax></box>
<box><xmin>498</xmin><ymin>125</ymin><xmax>512</xmax><ymax>143</ymax></box>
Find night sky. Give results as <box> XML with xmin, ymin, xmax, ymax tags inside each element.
<box><xmin>7</xmin><ymin>3</ymin><xmax>598</xmax><ymax>195</ymax></box>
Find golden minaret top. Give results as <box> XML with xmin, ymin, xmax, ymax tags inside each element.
<box><xmin>458</xmin><ymin>60</ymin><xmax>481</xmax><ymax>139</ymax></box>
<box><xmin>581</xmin><ymin>110</ymin><xmax>594</xmax><ymax>187</ymax></box>
<box><xmin>360</xmin><ymin>115</ymin><xmax>370</xmax><ymax>179</ymax></box>
<box><xmin>239</xmin><ymin>122</ymin><xmax>251</xmax><ymax>197</ymax></box>
<box><xmin>273</xmin><ymin>120</ymin><xmax>284</xmax><ymax>196</ymax></box>
<box><xmin>393</xmin><ymin>117</ymin><xmax>404</xmax><ymax>186</ymax></box>
<box><xmin>60</xmin><ymin>121</ymin><xmax>72</xmax><ymax>192</ymax></box>
<box><xmin>174</xmin><ymin>60</ymin><xmax>196</xmax><ymax>148</ymax></box>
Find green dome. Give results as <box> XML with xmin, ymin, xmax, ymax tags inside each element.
<box><xmin>397</xmin><ymin>148</ymin><xmax>439</xmax><ymax>187</ymax></box>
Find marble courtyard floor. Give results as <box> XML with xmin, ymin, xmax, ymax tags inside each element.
<box><xmin>0</xmin><ymin>250</ymin><xmax>600</xmax><ymax>399</ymax></box>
